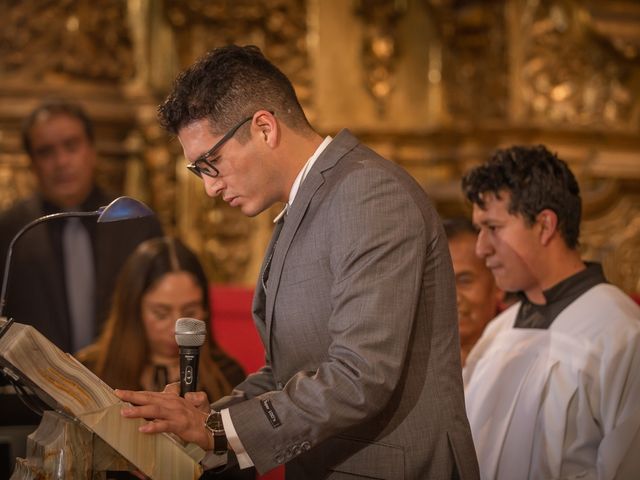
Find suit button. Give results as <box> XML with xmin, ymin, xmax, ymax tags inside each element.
<box><xmin>301</xmin><ymin>441</ymin><xmax>311</xmax><ymax>451</ymax></box>
<box><xmin>292</xmin><ymin>445</ymin><xmax>301</xmax><ymax>455</ymax></box>
<box><xmin>275</xmin><ymin>454</ymin><xmax>284</xmax><ymax>463</ymax></box>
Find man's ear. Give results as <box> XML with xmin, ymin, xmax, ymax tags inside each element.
<box><xmin>254</xmin><ymin>110</ymin><xmax>278</xmax><ymax>147</ymax></box>
<box><xmin>537</xmin><ymin>209</ymin><xmax>558</xmax><ymax>246</ymax></box>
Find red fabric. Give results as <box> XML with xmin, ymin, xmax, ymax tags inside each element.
<box><xmin>210</xmin><ymin>284</ymin><xmax>284</xmax><ymax>480</ymax></box>
<box><xmin>211</xmin><ymin>285</ymin><xmax>264</xmax><ymax>374</ymax></box>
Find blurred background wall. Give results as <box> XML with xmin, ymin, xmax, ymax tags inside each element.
<box><xmin>0</xmin><ymin>0</ymin><xmax>638</xmax><ymax>292</ymax></box>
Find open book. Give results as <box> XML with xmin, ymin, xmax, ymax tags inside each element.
<box><xmin>0</xmin><ymin>318</ymin><xmax>203</xmax><ymax>479</ymax></box>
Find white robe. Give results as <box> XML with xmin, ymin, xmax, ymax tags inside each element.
<box><xmin>464</xmin><ymin>284</ymin><xmax>640</xmax><ymax>480</ymax></box>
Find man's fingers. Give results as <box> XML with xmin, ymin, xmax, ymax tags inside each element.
<box><xmin>120</xmin><ymin>396</ymin><xmax>186</xmax><ymax>420</ymax></box>
<box><xmin>163</xmin><ymin>382</ymin><xmax>180</xmax><ymax>395</ymax></box>
<box><xmin>115</xmin><ymin>388</ymin><xmax>211</xmax><ymax>449</ymax></box>
<box><xmin>121</xmin><ymin>403</ymin><xmax>168</xmax><ymax>420</ymax></box>
<box><xmin>138</xmin><ymin>419</ymin><xmax>173</xmax><ymax>434</ymax></box>
<box><xmin>115</xmin><ymin>389</ymin><xmax>161</xmax><ymax>405</ymax></box>
<box><xmin>184</xmin><ymin>391</ymin><xmax>210</xmax><ymax>411</ymax></box>
<box><xmin>136</xmin><ymin>415</ymin><xmax>209</xmax><ymax>447</ymax></box>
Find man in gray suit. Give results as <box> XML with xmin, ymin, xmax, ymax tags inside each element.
<box><xmin>117</xmin><ymin>45</ymin><xmax>479</xmax><ymax>479</ymax></box>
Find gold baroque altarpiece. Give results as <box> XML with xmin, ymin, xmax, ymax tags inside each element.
<box><xmin>0</xmin><ymin>0</ymin><xmax>638</xmax><ymax>291</ymax></box>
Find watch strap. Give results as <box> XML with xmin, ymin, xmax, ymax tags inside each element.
<box><xmin>205</xmin><ymin>409</ymin><xmax>228</xmax><ymax>455</ymax></box>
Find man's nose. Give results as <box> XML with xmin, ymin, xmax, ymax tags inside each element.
<box><xmin>203</xmin><ymin>175</ymin><xmax>224</xmax><ymax>198</ymax></box>
<box><xmin>475</xmin><ymin>229</ymin><xmax>492</xmax><ymax>258</ymax></box>
<box><xmin>51</xmin><ymin>147</ymin><xmax>74</xmax><ymax>167</ymax></box>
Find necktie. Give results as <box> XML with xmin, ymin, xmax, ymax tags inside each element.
<box><xmin>62</xmin><ymin>217</ymin><xmax>96</xmax><ymax>352</ymax></box>
<box><xmin>262</xmin><ymin>215</ymin><xmax>286</xmax><ymax>291</ymax></box>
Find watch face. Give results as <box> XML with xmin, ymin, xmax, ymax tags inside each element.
<box><xmin>206</xmin><ymin>410</ymin><xmax>228</xmax><ymax>454</ymax></box>
<box><xmin>206</xmin><ymin>410</ymin><xmax>223</xmax><ymax>431</ymax></box>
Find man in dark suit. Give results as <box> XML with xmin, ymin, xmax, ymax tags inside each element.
<box><xmin>117</xmin><ymin>45</ymin><xmax>479</xmax><ymax>479</ymax></box>
<box><xmin>0</xmin><ymin>100</ymin><xmax>162</xmax><ymax>353</ymax></box>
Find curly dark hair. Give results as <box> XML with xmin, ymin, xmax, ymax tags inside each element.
<box><xmin>461</xmin><ymin>145</ymin><xmax>581</xmax><ymax>249</ymax></box>
<box><xmin>158</xmin><ymin>44</ymin><xmax>312</xmax><ymax>137</ymax></box>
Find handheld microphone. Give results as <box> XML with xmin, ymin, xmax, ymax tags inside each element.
<box><xmin>175</xmin><ymin>317</ymin><xmax>206</xmax><ymax>396</ymax></box>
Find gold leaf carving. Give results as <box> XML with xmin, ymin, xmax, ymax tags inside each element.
<box><xmin>164</xmin><ymin>0</ymin><xmax>311</xmax><ymax>285</ymax></box>
<box><xmin>0</xmin><ymin>0</ymin><xmax>134</xmax><ymax>82</ymax></box>
<box><xmin>354</xmin><ymin>0</ymin><xmax>407</xmax><ymax>115</ymax></box>
<box><xmin>581</xmin><ymin>189</ymin><xmax>640</xmax><ymax>293</ymax></box>
<box><xmin>519</xmin><ymin>0</ymin><xmax>640</xmax><ymax>128</ymax></box>
<box><xmin>424</xmin><ymin>0</ymin><xmax>508</xmax><ymax>122</ymax></box>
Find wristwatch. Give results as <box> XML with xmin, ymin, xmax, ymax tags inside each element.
<box><xmin>205</xmin><ymin>409</ymin><xmax>228</xmax><ymax>455</ymax></box>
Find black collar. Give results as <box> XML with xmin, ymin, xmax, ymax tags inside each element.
<box><xmin>514</xmin><ymin>262</ymin><xmax>607</xmax><ymax>329</ymax></box>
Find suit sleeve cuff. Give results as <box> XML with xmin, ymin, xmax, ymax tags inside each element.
<box><xmin>222</xmin><ymin>407</ymin><xmax>254</xmax><ymax>469</ymax></box>
<box><xmin>200</xmin><ymin>450</ymin><xmax>227</xmax><ymax>470</ymax></box>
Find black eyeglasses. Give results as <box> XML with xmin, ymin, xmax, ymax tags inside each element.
<box><xmin>186</xmin><ymin>115</ymin><xmax>254</xmax><ymax>179</ymax></box>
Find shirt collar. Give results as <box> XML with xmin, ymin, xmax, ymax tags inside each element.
<box><xmin>516</xmin><ymin>262</ymin><xmax>607</xmax><ymax>305</ymax></box>
<box><xmin>513</xmin><ymin>262</ymin><xmax>607</xmax><ymax>329</ymax></box>
<box><xmin>541</xmin><ymin>261</ymin><xmax>607</xmax><ymax>303</ymax></box>
<box><xmin>273</xmin><ymin>135</ymin><xmax>332</xmax><ymax>223</ymax></box>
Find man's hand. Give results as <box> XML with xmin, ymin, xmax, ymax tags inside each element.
<box><xmin>115</xmin><ymin>389</ymin><xmax>212</xmax><ymax>450</ymax></box>
<box><xmin>163</xmin><ymin>382</ymin><xmax>210</xmax><ymax>412</ymax></box>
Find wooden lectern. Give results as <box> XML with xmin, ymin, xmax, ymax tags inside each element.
<box><xmin>0</xmin><ymin>318</ymin><xmax>204</xmax><ymax>479</ymax></box>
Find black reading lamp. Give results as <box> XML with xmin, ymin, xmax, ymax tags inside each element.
<box><xmin>0</xmin><ymin>196</ymin><xmax>155</xmax><ymax>339</ymax></box>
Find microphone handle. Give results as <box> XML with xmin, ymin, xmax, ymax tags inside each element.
<box><xmin>179</xmin><ymin>346</ymin><xmax>200</xmax><ymax>396</ymax></box>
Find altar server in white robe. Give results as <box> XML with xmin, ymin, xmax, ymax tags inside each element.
<box><xmin>461</xmin><ymin>144</ymin><xmax>640</xmax><ymax>480</ymax></box>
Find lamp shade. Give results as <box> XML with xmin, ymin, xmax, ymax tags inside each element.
<box><xmin>1</xmin><ymin>196</ymin><xmax>155</xmax><ymax>320</ymax></box>
<box><xmin>96</xmin><ymin>196</ymin><xmax>155</xmax><ymax>223</ymax></box>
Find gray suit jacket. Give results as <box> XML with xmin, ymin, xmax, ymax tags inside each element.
<box><xmin>213</xmin><ymin>130</ymin><xmax>479</xmax><ymax>479</ymax></box>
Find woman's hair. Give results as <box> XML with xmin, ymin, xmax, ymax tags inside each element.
<box><xmin>80</xmin><ymin>237</ymin><xmax>234</xmax><ymax>399</ymax></box>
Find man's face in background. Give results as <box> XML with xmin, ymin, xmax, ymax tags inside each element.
<box><xmin>28</xmin><ymin>112</ymin><xmax>96</xmax><ymax>208</ymax></box>
<box><xmin>449</xmin><ymin>231</ymin><xmax>503</xmax><ymax>352</ymax></box>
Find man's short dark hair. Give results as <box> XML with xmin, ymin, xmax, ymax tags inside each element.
<box><xmin>158</xmin><ymin>45</ymin><xmax>311</xmax><ymax>136</ymax></box>
<box><xmin>443</xmin><ymin>217</ymin><xmax>478</xmax><ymax>241</ymax></box>
<box><xmin>461</xmin><ymin>145</ymin><xmax>581</xmax><ymax>249</ymax></box>
<box><xmin>22</xmin><ymin>99</ymin><xmax>95</xmax><ymax>156</ymax></box>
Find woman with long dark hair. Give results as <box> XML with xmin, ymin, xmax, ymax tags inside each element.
<box><xmin>77</xmin><ymin>236</ymin><xmax>245</xmax><ymax>400</ymax></box>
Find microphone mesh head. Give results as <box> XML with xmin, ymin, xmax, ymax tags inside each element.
<box><xmin>175</xmin><ymin>317</ymin><xmax>206</xmax><ymax>347</ymax></box>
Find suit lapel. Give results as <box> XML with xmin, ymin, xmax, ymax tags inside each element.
<box><xmin>263</xmin><ymin>130</ymin><xmax>359</xmax><ymax>358</ymax></box>
<box><xmin>254</xmin><ymin>216</ymin><xmax>284</xmax><ymax>319</ymax></box>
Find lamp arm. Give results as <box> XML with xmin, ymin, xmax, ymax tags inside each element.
<box><xmin>0</xmin><ymin>210</ymin><xmax>101</xmax><ymax>318</ymax></box>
